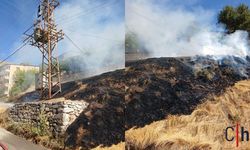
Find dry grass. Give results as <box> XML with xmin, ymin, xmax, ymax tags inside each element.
<box><xmin>0</xmin><ymin>108</ymin><xmax>65</xmax><ymax>150</ymax></box>
<box><xmin>0</xmin><ymin>108</ymin><xmax>9</xmax><ymax>128</ymax></box>
<box><xmin>0</xmin><ymin>107</ymin><xmax>7</xmax><ymax>114</ymax></box>
<box><xmin>92</xmin><ymin>142</ymin><xmax>125</xmax><ymax>150</ymax></box>
<box><xmin>126</xmin><ymin>80</ymin><xmax>250</xmax><ymax>150</ymax></box>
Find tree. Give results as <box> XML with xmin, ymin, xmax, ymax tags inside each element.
<box><xmin>125</xmin><ymin>32</ymin><xmax>140</xmax><ymax>53</ymax></box>
<box><xmin>218</xmin><ymin>4</ymin><xmax>250</xmax><ymax>34</ymax></box>
<box><xmin>0</xmin><ymin>88</ymin><xmax>5</xmax><ymax>97</ymax></box>
<box><xmin>9</xmin><ymin>69</ymin><xmax>38</xmax><ymax>96</ymax></box>
<box><xmin>59</xmin><ymin>56</ymin><xmax>87</xmax><ymax>74</ymax></box>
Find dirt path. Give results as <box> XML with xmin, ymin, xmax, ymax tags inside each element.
<box><xmin>0</xmin><ymin>128</ymin><xmax>47</xmax><ymax>150</ymax></box>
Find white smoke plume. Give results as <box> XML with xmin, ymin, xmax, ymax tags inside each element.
<box><xmin>11</xmin><ymin>0</ymin><xmax>125</xmax><ymax>74</ymax></box>
<box><xmin>126</xmin><ymin>0</ymin><xmax>250</xmax><ymax>58</ymax></box>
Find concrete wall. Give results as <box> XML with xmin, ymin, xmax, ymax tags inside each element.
<box><xmin>9</xmin><ymin>100</ymin><xmax>89</xmax><ymax>135</ymax></box>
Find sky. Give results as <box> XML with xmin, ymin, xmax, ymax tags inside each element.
<box><xmin>163</xmin><ymin>0</ymin><xmax>250</xmax><ymax>24</ymax></box>
<box><xmin>1</xmin><ymin>0</ymin><xmax>250</xmax><ymax>64</ymax></box>
<box><xmin>0</xmin><ymin>0</ymin><xmax>124</xmax><ymax>67</ymax></box>
<box><xmin>126</xmin><ymin>0</ymin><xmax>250</xmax><ymax>58</ymax></box>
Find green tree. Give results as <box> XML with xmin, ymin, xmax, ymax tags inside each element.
<box><xmin>10</xmin><ymin>69</ymin><xmax>38</xmax><ymax>96</ymax></box>
<box><xmin>125</xmin><ymin>32</ymin><xmax>140</xmax><ymax>53</ymax></box>
<box><xmin>0</xmin><ymin>88</ymin><xmax>5</xmax><ymax>96</ymax></box>
<box><xmin>59</xmin><ymin>56</ymin><xmax>86</xmax><ymax>73</ymax></box>
<box><xmin>218</xmin><ymin>4</ymin><xmax>250</xmax><ymax>34</ymax></box>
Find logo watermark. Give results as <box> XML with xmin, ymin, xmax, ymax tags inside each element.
<box><xmin>225</xmin><ymin>123</ymin><xmax>249</xmax><ymax>147</ymax></box>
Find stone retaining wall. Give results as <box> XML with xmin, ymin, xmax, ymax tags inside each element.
<box><xmin>9</xmin><ymin>100</ymin><xmax>89</xmax><ymax>135</ymax></box>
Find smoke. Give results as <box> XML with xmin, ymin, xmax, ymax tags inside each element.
<box><xmin>126</xmin><ymin>0</ymin><xmax>250</xmax><ymax>58</ymax></box>
<box><xmin>11</xmin><ymin>0</ymin><xmax>125</xmax><ymax>75</ymax></box>
<box><xmin>10</xmin><ymin>69</ymin><xmax>38</xmax><ymax>97</ymax></box>
<box><xmin>56</xmin><ymin>0</ymin><xmax>124</xmax><ymax>72</ymax></box>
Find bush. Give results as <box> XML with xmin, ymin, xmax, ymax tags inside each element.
<box><xmin>0</xmin><ymin>88</ymin><xmax>6</xmax><ymax>97</ymax></box>
<box><xmin>194</xmin><ymin>68</ymin><xmax>215</xmax><ymax>81</ymax></box>
<box><xmin>125</xmin><ymin>32</ymin><xmax>140</xmax><ymax>53</ymax></box>
<box><xmin>1</xmin><ymin>110</ymin><xmax>64</xmax><ymax>150</ymax></box>
<box><xmin>9</xmin><ymin>69</ymin><xmax>38</xmax><ymax>96</ymax></box>
<box><xmin>34</xmin><ymin>109</ymin><xmax>50</xmax><ymax>136</ymax></box>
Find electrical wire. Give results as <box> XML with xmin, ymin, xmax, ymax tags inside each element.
<box><xmin>0</xmin><ymin>40</ymin><xmax>29</xmax><ymax>65</ymax></box>
<box><xmin>64</xmin><ymin>29</ymin><xmax>122</xmax><ymax>43</ymax></box>
<box><xmin>0</xmin><ymin>0</ymin><xmax>120</xmax><ymax>66</ymax></box>
<box><xmin>56</xmin><ymin>0</ymin><xmax>119</xmax><ymax>26</ymax></box>
<box><xmin>127</xmin><ymin>7</ymin><xmax>162</xmax><ymax>27</ymax></box>
<box><xmin>55</xmin><ymin>0</ymin><xmax>101</xmax><ymax>22</ymax></box>
<box><xmin>0</xmin><ymin>22</ymin><xmax>35</xmax><ymax>65</ymax></box>
<box><xmin>56</xmin><ymin>0</ymin><xmax>116</xmax><ymax>23</ymax></box>
<box><xmin>64</xmin><ymin>33</ymin><xmax>89</xmax><ymax>55</ymax></box>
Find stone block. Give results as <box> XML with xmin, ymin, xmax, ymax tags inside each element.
<box><xmin>9</xmin><ymin>100</ymin><xmax>89</xmax><ymax>136</ymax></box>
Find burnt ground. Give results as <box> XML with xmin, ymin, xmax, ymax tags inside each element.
<box><xmin>125</xmin><ymin>56</ymin><xmax>250</xmax><ymax>129</ymax></box>
<box><xmin>60</xmin><ymin>70</ymin><xmax>125</xmax><ymax>149</ymax></box>
<box><xmin>16</xmin><ymin>69</ymin><xmax>126</xmax><ymax>149</ymax></box>
<box><xmin>16</xmin><ymin>56</ymin><xmax>250</xmax><ymax>149</ymax></box>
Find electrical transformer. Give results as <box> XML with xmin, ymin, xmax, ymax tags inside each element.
<box><xmin>34</xmin><ymin>28</ymin><xmax>48</xmax><ymax>44</ymax></box>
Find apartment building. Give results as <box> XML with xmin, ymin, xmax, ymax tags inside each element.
<box><xmin>0</xmin><ymin>63</ymin><xmax>39</xmax><ymax>97</ymax></box>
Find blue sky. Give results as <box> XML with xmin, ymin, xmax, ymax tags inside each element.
<box><xmin>127</xmin><ymin>0</ymin><xmax>250</xmax><ymax>57</ymax></box>
<box><xmin>0</xmin><ymin>0</ymin><xmax>38</xmax><ymax>56</ymax></box>
<box><xmin>0</xmin><ymin>0</ymin><xmax>250</xmax><ymax>63</ymax></box>
<box><xmin>149</xmin><ymin>0</ymin><xmax>250</xmax><ymax>25</ymax></box>
<box><xmin>157</xmin><ymin>0</ymin><xmax>250</xmax><ymax>10</ymax></box>
<box><xmin>168</xmin><ymin>0</ymin><xmax>250</xmax><ymax>23</ymax></box>
<box><xmin>0</xmin><ymin>0</ymin><xmax>124</xmax><ymax>64</ymax></box>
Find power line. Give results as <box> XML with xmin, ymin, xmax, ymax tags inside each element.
<box><xmin>127</xmin><ymin>7</ymin><xmax>162</xmax><ymax>27</ymax></box>
<box><xmin>0</xmin><ymin>0</ymin><xmax>120</xmax><ymax>67</ymax></box>
<box><xmin>0</xmin><ymin>23</ymin><xmax>37</xmax><ymax>65</ymax></box>
<box><xmin>0</xmin><ymin>23</ymin><xmax>36</xmax><ymax>64</ymax></box>
<box><xmin>55</xmin><ymin>0</ymin><xmax>101</xmax><ymax>22</ymax></box>
<box><xmin>23</xmin><ymin>23</ymin><xmax>37</xmax><ymax>35</ymax></box>
<box><xmin>0</xmin><ymin>15</ymin><xmax>39</xmax><ymax>65</ymax></box>
<box><xmin>64</xmin><ymin>33</ymin><xmax>89</xmax><ymax>55</ymax></box>
<box><xmin>57</xmin><ymin>0</ymin><xmax>119</xmax><ymax>26</ymax></box>
<box><xmin>64</xmin><ymin>32</ymin><xmax>123</xmax><ymax>56</ymax></box>
<box><xmin>57</xmin><ymin>0</ymin><xmax>116</xmax><ymax>23</ymax></box>
<box><xmin>64</xmin><ymin>29</ymin><xmax>122</xmax><ymax>43</ymax></box>
<box><xmin>0</xmin><ymin>40</ymin><xmax>29</xmax><ymax>65</ymax></box>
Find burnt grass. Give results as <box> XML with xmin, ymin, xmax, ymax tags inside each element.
<box><xmin>17</xmin><ymin>56</ymin><xmax>250</xmax><ymax>149</ymax></box>
<box><xmin>63</xmin><ymin>56</ymin><xmax>250</xmax><ymax>149</ymax></box>
<box><xmin>125</xmin><ymin>56</ymin><xmax>250</xmax><ymax>129</ymax></box>
<box><xmin>60</xmin><ymin>70</ymin><xmax>126</xmax><ymax>149</ymax></box>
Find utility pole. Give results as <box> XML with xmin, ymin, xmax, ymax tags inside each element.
<box><xmin>24</xmin><ymin>0</ymin><xmax>64</xmax><ymax>100</ymax></box>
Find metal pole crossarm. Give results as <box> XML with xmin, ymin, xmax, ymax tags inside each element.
<box><xmin>24</xmin><ymin>0</ymin><xmax>63</xmax><ymax>100</ymax></box>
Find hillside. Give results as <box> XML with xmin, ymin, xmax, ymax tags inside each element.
<box><xmin>17</xmin><ymin>69</ymin><xmax>126</xmax><ymax>149</ymax></box>
<box><xmin>125</xmin><ymin>56</ymin><xmax>250</xmax><ymax>129</ymax></box>
<box><xmin>61</xmin><ymin>70</ymin><xmax>125</xmax><ymax>149</ymax></box>
<box><xmin>16</xmin><ymin>56</ymin><xmax>250</xmax><ymax>149</ymax></box>
<box><xmin>91</xmin><ymin>56</ymin><xmax>250</xmax><ymax>150</ymax></box>
<box><xmin>126</xmin><ymin>79</ymin><xmax>250</xmax><ymax>149</ymax></box>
